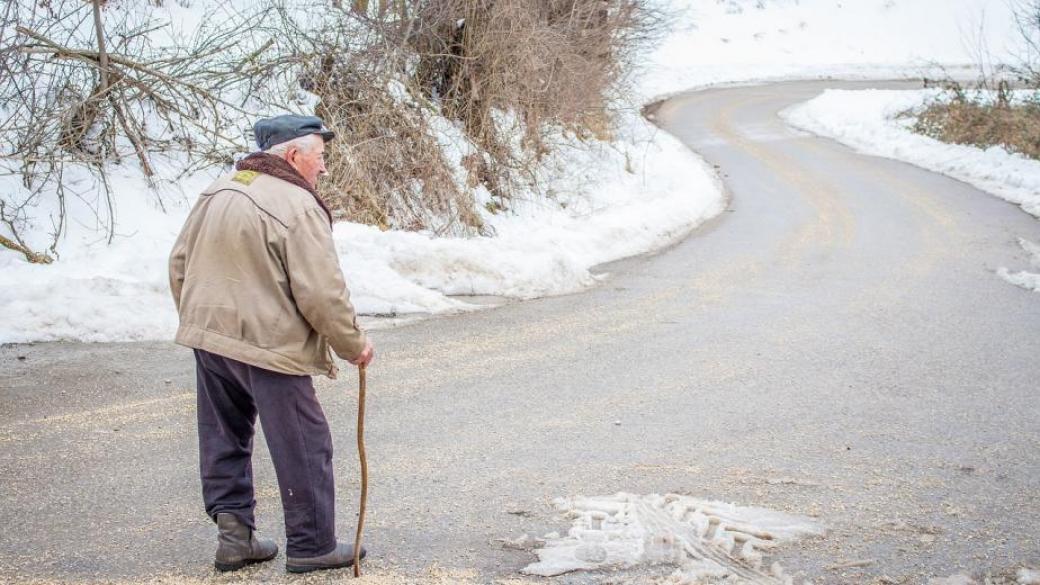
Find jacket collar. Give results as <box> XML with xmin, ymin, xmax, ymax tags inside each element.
<box><xmin>235</xmin><ymin>152</ymin><xmax>333</xmax><ymax>225</ymax></box>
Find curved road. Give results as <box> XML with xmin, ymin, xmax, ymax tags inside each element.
<box><xmin>2</xmin><ymin>81</ymin><xmax>1039</xmax><ymax>584</ymax></box>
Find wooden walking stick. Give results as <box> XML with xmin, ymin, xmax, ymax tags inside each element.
<box><xmin>353</xmin><ymin>363</ymin><xmax>368</xmax><ymax>578</ymax></box>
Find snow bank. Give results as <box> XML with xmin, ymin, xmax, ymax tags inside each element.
<box><xmin>0</xmin><ymin>112</ymin><xmax>722</xmax><ymax>343</ymax></box>
<box><xmin>0</xmin><ymin>157</ymin><xmax>215</xmax><ymax>343</ymax></box>
<box><xmin>336</xmin><ymin>111</ymin><xmax>724</xmax><ymax>311</ymax></box>
<box><xmin>780</xmin><ymin>89</ymin><xmax>1040</xmax><ymax>219</ymax></box>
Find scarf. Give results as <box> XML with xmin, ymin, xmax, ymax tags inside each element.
<box><xmin>235</xmin><ymin>152</ymin><xmax>333</xmax><ymax>226</ymax></box>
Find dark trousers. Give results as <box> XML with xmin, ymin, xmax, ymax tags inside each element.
<box><xmin>194</xmin><ymin>349</ymin><xmax>337</xmax><ymax>558</ymax></box>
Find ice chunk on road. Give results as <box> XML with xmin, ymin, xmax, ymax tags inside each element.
<box><xmin>1020</xmin><ymin>567</ymin><xmax>1040</xmax><ymax>585</ymax></box>
<box><xmin>521</xmin><ymin>492</ymin><xmax>825</xmax><ymax>584</ymax></box>
<box><xmin>999</xmin><ymin>238</ymin><xmax>1040</xmax><ymax>294</ymax></box>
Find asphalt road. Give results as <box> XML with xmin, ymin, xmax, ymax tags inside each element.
<box><xmin>2</xmin><ymin>81</ymin><xmax>1038</xmax><ymax>585</ymax></box>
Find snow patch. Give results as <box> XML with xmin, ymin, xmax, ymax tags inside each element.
<box><xmin>521</xmin><ymin>493</ymin><xmax>824</xmax><ymax>583</ymax></box>
<box><xmin>1020</xmin><ymin>568</ymin><xmax>1040</xmax><ymax>585</ymax></box>
<box><xmin>998</xmin><ymin>238</ymin><xmax>1040</xmax><ymax>294</ymax></box>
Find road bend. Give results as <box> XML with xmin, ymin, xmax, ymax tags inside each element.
<box><xmin>1</xmin><ymin>81</ymin><xmax>1038</xmax><ymax>584</ymax></box>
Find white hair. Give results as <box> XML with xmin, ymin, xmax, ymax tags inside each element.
<box><xmin>264</xmin><ymin>133</ymin><xmax>323</xmax><ymax>157</ymax></box>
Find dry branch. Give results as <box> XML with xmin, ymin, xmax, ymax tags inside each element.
<box><xmin>1</xmin><ymin>0</ymin><xmax>664</xmax><ymax>254</ymax></box>
<box><xmin>0</xmin><ymin>234</ymin><xmax>53</xmax><ymax>264</ymax></box>
<box><xmin>1</xmin><ymin>0</ymin><xmax>287</xmax><ymax>254</ymax></box>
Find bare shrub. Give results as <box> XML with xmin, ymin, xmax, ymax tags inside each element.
<box><xmin>2</xmin><ymin>0</ymin><xmax>664</xmax><ymax>254</ymax></box>
<box><xmin>318</xmin><ymin>74</ymin><xmax>485</xmax><ymax>233</ymax></box>
<box><xmin>255</xmin><ymin>2</ymin><xmax>481</xmax><ymax>235</ymax></box>
<box><xmin>410</xmin><ymin>0</ymin><xmax>661</xmax><ymax>198</ymax></box>
<box><xmin>282</xmin><ymin>0</ymin><xmax>662</xmax><ymax>235</ymax></box>
<box><xmin>1013</xmin><ymin>0</ymin><xmax>1040</xmax><ymax>88</ymax></box>
<box><xmin>910</xmin><ymin>1</ymin><xmax>1040</xmax><ymax>161</ymax></box>
<box><xmin>0</xmin><ymin>0</ymin><xmax>283</xmax><ymax>260</ymax></box>
<box><xmin>913</xmin><ymin>83</ymin><xmax>1040</xmax><ymax>160</ymax></box>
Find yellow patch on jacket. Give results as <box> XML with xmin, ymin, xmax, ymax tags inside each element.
<box><xmin>231</xmin><ymin>170</ymin><xmax>260</xmax><ymax>185</ymax></box>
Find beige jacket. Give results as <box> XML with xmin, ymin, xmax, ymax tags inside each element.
<box><xmin>169</xmin><ymin>169</ymin><xmax>367</xmax><ymax>378</ymax></box>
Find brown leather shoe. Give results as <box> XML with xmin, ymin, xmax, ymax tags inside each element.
<box><xmin>285</xmin><ymin>541</ymin><xmax>367</xmax><ymax>573</ymax></box>
<box><xmin>214</xmin><ymin>512</ymin><xmax>279</xmax><ymax>572</ymax></box>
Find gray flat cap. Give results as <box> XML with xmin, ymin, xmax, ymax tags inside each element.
<box><xmin>253</xmin><ymin>114</ymin><xmax>335</xmax><ymax>151</ymax></box>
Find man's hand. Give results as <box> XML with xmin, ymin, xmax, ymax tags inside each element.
<box><xmin>348</xmin><ymin>340</ymin><xmax>374</xmax><ymax>367</ymax></box>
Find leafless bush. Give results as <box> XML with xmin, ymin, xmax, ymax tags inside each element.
<box><xmin>281</xmin><ymin>0</ymin><xmax>662</xmax><ymax>235</ymax></box>
<box><xmin>0</xmin><ymin>0</ymin><xmax>285</xmax><ymax>261</ymax></box>
<box><xmin>321</xmin><ymin>85</ymin><xmax>485</xmax><ymax>233</ymax></box>
<box><xmin>912</xmin><ymin>81</ymin><xmax>1040</xmax><ymax>160</ymax></box>
<box><xmin>910</xmin><ymin>1</ymin><xmax>1040</xmax><ymax>161</ymax></box>
<box><xmin>265</xmin><ymin>2</ymin><xmax>485</xmax><ymax>234</ymax></box>
<box><xmin>410</xmin><ymin>0</ymin><xmax>661</xmax><ymax>198</ymax></box>
<box><xmin>415</xmin><ymin>0</ymin><xmax>654</xmax><ymax>135</ymax></box>
<box><xmin>1013</xmin><ymin>0</ymin><xmax>1040</xmax><ymax>88</ymax></box>
<box><xmin>1</xmin><ymin>0</ymin><xmax>664</xmax><ymax>255</ymax></box>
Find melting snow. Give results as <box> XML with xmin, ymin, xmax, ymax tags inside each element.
<box><xmin>1020</xmin><ymin>568</ymin><xmax>1040</xmax><ymax>585</ymax></box>
<box><xmin>998</xmin><ymin>238</ymin><xmax>1040</xmax><ymax>294</ymax></box>
<box><xmin>521</xmin><ymin>493</ymin><xmax>825</xmax><ymax>584</ymax></box>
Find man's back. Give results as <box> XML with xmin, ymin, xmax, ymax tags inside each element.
<box><xmin>170</xmin><ymin>168</ymin><xmax>365</xmax><ymax>378</ymax></box>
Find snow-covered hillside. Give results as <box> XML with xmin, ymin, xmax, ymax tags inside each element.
<box><xmin>642</xmin><ymin>0</ymin><xmax>1019</xmax><ymax>100</ymax></box>
<box><xmin>0</xmin><ymin>0</ymin><xmax>1022</xmax><ymax>343</ymax></box>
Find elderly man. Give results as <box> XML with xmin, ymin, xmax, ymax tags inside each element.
<box><xmin>169</xmin><ymin>114</ymin><xmax>373</xmax><ymax>573</ymax></box>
